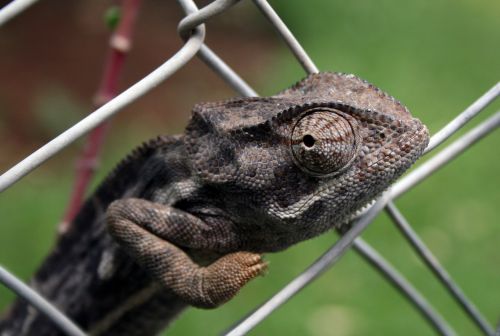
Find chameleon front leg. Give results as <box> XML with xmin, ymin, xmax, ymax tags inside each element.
<box><xmin>106</xmin><ymin>198</ymin><xmax>267</xmax><ymax>308</ymax></box>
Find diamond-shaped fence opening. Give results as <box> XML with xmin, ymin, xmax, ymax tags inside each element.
<box><xmin>0</xmin><ymin>0</ymin><xmax>498</xmax><ymax>335</ymax></box>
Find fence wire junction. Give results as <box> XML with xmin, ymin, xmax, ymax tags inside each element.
<box><xmin>0</xmin><ymin>0</ymin><xmax>499</xmax><ymax>335</ymax></box>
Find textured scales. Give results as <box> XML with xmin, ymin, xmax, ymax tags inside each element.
<box><xmin>0</xmin><ymin>72</ymin><xmax>429</xmax><ymax>336</ymax></box>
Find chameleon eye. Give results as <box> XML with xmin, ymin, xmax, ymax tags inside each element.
<box><xmin>291</xmin><ymin>109</ymin><xmax>360</xmax><ymax>176</ymax></box>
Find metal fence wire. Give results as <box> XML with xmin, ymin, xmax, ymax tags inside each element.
<box><xmin>0</xmin><ymin>0</ymin><xmax>499</xmax><ymax>335</ymax></box>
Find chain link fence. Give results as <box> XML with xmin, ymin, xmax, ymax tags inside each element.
<box><xmin>0</xmin><ymin>0</ymin><xmax>499</xmax><ymax>335</ymax></box>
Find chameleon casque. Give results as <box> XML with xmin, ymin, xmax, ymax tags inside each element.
<box><xmin>0</xmin><ymin>72</ymin><xmax>429</xmax><ymax>335</ymax></box>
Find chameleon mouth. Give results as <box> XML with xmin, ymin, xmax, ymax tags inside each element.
<box><xmin>352</xmin><ymin>198</ymin><xmax>377</xmax><ymax>218</ymax></box>
<box><xmin>341</xmin><ymin>198</ymin><xmax>377</xmax><ymax>226</ymax></box>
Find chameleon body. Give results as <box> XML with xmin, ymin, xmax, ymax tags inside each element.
<box><xmin>0</xmin><ymin>73</ymin><xmax>429</xmax><ymax>335</ymax></box>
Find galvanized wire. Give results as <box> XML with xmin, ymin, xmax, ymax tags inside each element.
<box><xmin>0</xmin><ymin>266</ymin><xmax>86</xmax><ymax>336</ymax></box>
<box><xmin>0</xmin><ymin>0</ymin><xmax>211</xmax><ymax>193</ymax></box>
<box><xmin>0</xmin><ymin>0</ymin><xmax>498</xmax><ymax>335</ymax></box>
<box><xmin>0</xmin><ymin>0</ymin><xmax>41</xmax><ymax>26</ymax></box>
<box><xmin>197</xmin><ymin>44</ymin><xmax>259</xmax><ymax>97</ymax></box>
<box><xmin>0</xmin><ymin>33</ymin><xmax>205</xmax><ymax>191</ymax></box>
<box><xmin>392</xmin><ymin>110</ymin><xmax>500</xmax><ymax>199</ymax></box>
<box><xmin>425</xmin><ymin>82</ymin><xmax>500</xmax><ymax>154</ymax></box>
<box><xmin>385</xmin><ymin>202</ymin><xmax>494</xmax><ymax>335</ymax></box>
<box><xmin>177</xmin><ymin>0</ymin><xmax>240</xmax><ymax>39</ymax></box>
<box><xmin>252</xmin><ymin>0</ymin><xmax>319</xmax><ymax>74</ymax></box>
<box><xmin>351</xmin><ymin>238</ymin><xmax>456</xmax><ymax>336</ymax></box>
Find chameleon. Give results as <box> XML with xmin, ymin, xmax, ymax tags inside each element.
<box><xmin>0</xmin><ymin>72</ymin><xmax>429</xmax><ymax>335</ymax></box>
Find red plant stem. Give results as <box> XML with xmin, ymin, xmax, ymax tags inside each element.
<box><xmin>59</xmin><ymin>0</ymin><xmax>143</xmax><ymax>234</ymax></box>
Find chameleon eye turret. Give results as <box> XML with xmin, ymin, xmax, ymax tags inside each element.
<box><xmin>291</xmin><ymin>108</ymin><xmax>361</xmax><ymax>176</ymax></box>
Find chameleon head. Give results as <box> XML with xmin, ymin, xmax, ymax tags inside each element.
<box><xmin>185</xmin><ymin>72</ymin><xmax>429</xmax><ymax>250</ymax></box>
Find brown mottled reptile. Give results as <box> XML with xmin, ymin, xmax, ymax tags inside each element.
<box><xmin>0</xmin><ymin>72</ymin><xmax>429</xmax><ymax>335</ymax></box>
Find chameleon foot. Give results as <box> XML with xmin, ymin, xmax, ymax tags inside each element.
<box><xmin>196</xmin><ymin>252</ymin><xmax>268</xmax><ymax>308</ymax></box>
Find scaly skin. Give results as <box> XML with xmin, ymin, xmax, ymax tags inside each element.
<box><xmin>0</xmin><ymin>72</ymin><xmax>429</xmax><ymax>335</ymax></box>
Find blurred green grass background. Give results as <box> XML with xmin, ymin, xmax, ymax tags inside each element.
<box><xmin>0</xmin><ymin>0</ymin><xmax>499</xmax><ymax>335</ymax></box>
